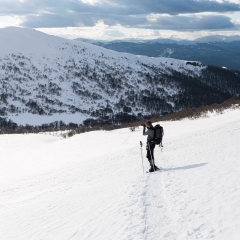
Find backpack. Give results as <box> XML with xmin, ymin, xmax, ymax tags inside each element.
<box><xmin>153</xmin><ymin>124</ymin><xmax>164</xmax><ymax>147</ymax></box>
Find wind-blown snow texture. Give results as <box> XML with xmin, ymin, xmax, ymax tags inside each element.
<box><xmin>1</xmin><ymin>109</ymin><xmax>240</xmax><ymax>240</ymax></box>
<box><xmin>1</xmin><ymin>27</ymin><xmax>239</xmax><ymax>126</ymax></box>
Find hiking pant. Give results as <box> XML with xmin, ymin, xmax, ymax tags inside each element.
<box><xmin>147</xmin><ymin>143</ymin><xmax>155</xmax><ymax>166</ymax></box>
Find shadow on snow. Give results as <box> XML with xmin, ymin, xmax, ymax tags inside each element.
<box><xmin>162</xmin><ymin>163</ymin><xmax>208</xmax><ymax>172</ymax></box>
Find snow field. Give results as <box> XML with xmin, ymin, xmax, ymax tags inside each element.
<box><xmin>1</xmin><ymin>109</ymin><xmax>240</xmax><ymax>240</ymax></box>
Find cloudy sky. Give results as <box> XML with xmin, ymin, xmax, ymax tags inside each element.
<box><xmin>0</xmin><ymin>0</ymin><xmax>240</xmax><ymax>40</ymax></box>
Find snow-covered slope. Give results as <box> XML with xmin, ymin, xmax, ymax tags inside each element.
<box><xmin>0</xmin><ymin>27</ymin><xmax>239</xmax><ymax>126</ymax></box>
<box><xmin>1</xmin><ymin>108</ymin><xmax>240</xmax><ymax>239</ymax></box>
<box><xmin>84</xmin><ymin>37</ymin><xmax>240</xmax><ymax>71</ymax></box>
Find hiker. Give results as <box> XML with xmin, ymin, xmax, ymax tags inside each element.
<box><xmin>142</xmin><ymin>121</ymin><xmax>159</xmax><ymax>172</ymax></box>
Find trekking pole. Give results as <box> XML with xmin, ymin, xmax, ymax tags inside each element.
<box><xmin>148</xmin><ymin>142</ymin><xmax>155</xmax><ymax>171</ymax></box>
<box><xmin>140</xmin><ymin>141</ymin><xmax>144</xmax><ymax>174</ymax></box>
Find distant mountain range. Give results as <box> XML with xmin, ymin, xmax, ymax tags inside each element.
<box><xmin>76</xmin><ymin>36</ymin><xmax>240</xmax><ymax>71</ymax></box>
<box><xmin>0</xmin><ymin>28</ymin><xmax>240</xmax><ymax>127</ymax></box>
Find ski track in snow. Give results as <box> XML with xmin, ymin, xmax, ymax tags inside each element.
<box><xmin>1</xmin><ymin>109</ymin><xmax>240</xmax><ymax>240</ymax></box>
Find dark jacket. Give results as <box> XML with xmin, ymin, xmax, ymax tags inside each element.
<box><xmin>143</xmin><ymin>126</ymin><xmax>155</xmax><ymax>141</ymax></box>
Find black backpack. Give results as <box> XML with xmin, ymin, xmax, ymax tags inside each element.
<box><xmin>153</xmin><ymin>124</ymin><xmax>164</xmax><ymax>146</ymax></box>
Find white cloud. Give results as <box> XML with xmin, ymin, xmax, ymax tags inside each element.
<box><xmin>36</xmin><ymin>24</ymin><xmax>240</xmax><ymax>41</ymax></box>
<box><xmin>81</xmin><ymin>0</ymin><xmax>99</xmax><ymax>5</ymax></box>
<box><xmin>0</xmin><ymin>0</ymin><xmax>240</xmax><ymax>39</ymax></box>
<box><xmin>0</xmin><ymin>15</ymin><xmax>25</xmax><ymax>28</ymax></box>
<box><xmin>95</xmin><ymin>20</ymin><xmax>108</xmax><ymax>27</ymax></box>
<box><xmin>146</xmin><ymin>14</ymin><xmax>170</xmax><ymax>22</ymax></box>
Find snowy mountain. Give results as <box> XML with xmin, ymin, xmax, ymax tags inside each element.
<box><xmin>1</xmin><ymin>107</ymin><xmax>240</xmax><ymax>239</ymax></box>
<box><xmin>0</xmin><ymin>27</ymin><xmax>240</xmax><ymax>126</ymax></box>
<box><xmin>195</xmin><ymin>35</ymin><xmax>240</xmax><ymax>43</ymax></box>
<box><xmin>76</xmin><ymin>35</ymin><xmax>240</xmax><ymax>44</ymax></box>
<box><xmin>80</xmin><ymin>37</ymin><xmax>240</xmax><ymax>71</ymax></box>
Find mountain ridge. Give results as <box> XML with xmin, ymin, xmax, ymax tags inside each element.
<box><xmin>75</xmin><ymin>35</ymin><xmax>240</xmax><ymax>45</ymax></box>
<box><xmin>0</xmin><ymin>27</ymin><xmax>240</xmax><ymax>126</ymax></box>
<box><xmin>76</xmin><ymin>36</ymin><xmax>240</xmax><ymax>70</ymax></box>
